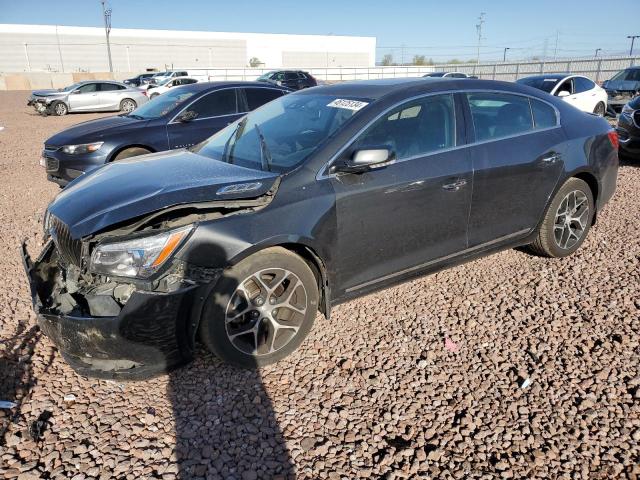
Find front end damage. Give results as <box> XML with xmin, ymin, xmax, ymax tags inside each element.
<box><xmin>606</xmin><ymin>90</ymin><xmax>639</xmax><ymax>115</ymax></box>
<box><xmin>22</xmin><ymin>188</ymin><xmax>278</xmax><ymax>379</ymax></box>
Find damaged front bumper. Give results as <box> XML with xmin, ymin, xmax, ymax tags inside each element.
<box><xmin>22</xmin><ymin>241</ymin><xmax>212</xmax><ymax>380</ymax></box>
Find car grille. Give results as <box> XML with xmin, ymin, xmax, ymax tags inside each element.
<box><xmin>45</xmin><ymin>157</ymin><xmax>59</xmax><ymax>172</ymax></box>
<box><xmin>49</xmin><ymin>215</ymin><xmax>82</xmax><ymax>266</ymax></box>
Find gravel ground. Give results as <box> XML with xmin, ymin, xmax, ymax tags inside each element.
<box><xmin>0</xmin><ymin>90</ymin><xmax>639</xmax><ymax>479</ymax></box>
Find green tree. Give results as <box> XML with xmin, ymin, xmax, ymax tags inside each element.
<box><xmin>413</xmin><ymin>55</ymin><xmax>426</xmax><ymax>65</ymax></box>
<box><xmin>249</xmin><ymin>57</ymin><xmax>263</xmax><ymax>67</ymax></box>
<box><xmin>382</xmin><ymin>54</ymin><xmax>394</xmax><ymax>66</ymax></box>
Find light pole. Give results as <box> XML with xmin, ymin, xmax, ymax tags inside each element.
<box><xmin>475</xmin><ymin>12</ymin><xmax>485</xmax><ymax>64</ymax></box>
<box><xmin>101</xmin><ymin>0</ymin><xmax>113</xmax><ymax>72</ymax></box>
<box><xmin>594</xmin><ymin>48</ymin><xmax>602</xmax><ymax>58</ymax></box>
<box><xmin>628</xmin><ymin>35</ymin><xmax>640</xmax><ymax>56</ymax></box>
<box><xmin>503</xmin><ymin>47</ymin><xmax>510</xmax><ymax>62</ymax></box>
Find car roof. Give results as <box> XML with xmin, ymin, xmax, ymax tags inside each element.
<box><xmin>175</xmin><ymin>81</ymin><xmax>288</xmax><ymax>93</ymax></box>
<box><xmin>518</xmin><ymin>73</ymin><xmax>574</xmax><ymax>81</ymax></box>
<box><xmin>299</xmin><ymin>77</ymin><xmax>531</xmax><ymax>100</ymax></box>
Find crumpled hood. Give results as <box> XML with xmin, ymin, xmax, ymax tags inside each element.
<box><xmin>48</xmin><ymin>149</ymin><xmax>280</xmax><ymax>238</ymax></box>
<box><xmin>32</xmin><ymin>89</ymin><xmax>65</xmax><ymax>98</ymax></box>
<box><xmin>46</xmin><ymin>115</ymin><xmax>146</xmax><ymax>146</ymax></box>
<box><xmin>603</xmin><ymin>79</ymin><xmax>640</xmax><ymax>93</ymax></box>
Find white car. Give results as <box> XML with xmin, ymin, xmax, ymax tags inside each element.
<box><xmin>517</xmin><ymin>74</ymin><xmax>608</xmax><ymax>116</ymax></box>
<box><xmin>146</xmin><ymin>77</ymin><xmax>199</xmax><ymax>99</ymax></box>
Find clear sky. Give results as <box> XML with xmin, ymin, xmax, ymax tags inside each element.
<box><xmin>0</xmin><ymin>0</ymin><xmax>638</xmax><ymax>62</ymax></box>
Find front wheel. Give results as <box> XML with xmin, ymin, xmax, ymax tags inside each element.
<box><xmin>199</xmin><ymin>247</ymin><xmax>319</xmax><ymax>368</ymax></box>
<box><xmin>529</xmin><ymin>178</ymin><xmax>594</xmax><ymax>257</ymax></box>
<box><xmin>51</xmin><ymin>101</ymin><xmax>68</xmax><ymax>116</ymax></box>
<box><xmin>593</xmin><ymin>102</ymin><xmax>605</xmax><ymax>116</ymax></box>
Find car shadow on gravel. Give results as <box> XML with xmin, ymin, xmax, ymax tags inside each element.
<box><xmin>0</xmin><ymin>322</ymin><xmax>51</xmax><ymax>445</ymax></box>
<box><xmin>166</xmin><ymin>270</ymin><xmax>294</xmax><ymax>479</ymax></box>
<box><xmin>619</xmin><ymin>152</ymin><xmax>640</xmax><ymax>168</ymax></box>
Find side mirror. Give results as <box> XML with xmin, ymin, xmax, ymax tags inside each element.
<box><xmin>332</xmin><ymin>147</ymin><xmax>395</xmax><ymax>174</ymax></box>
<box><xmin>557</xmin><ymin>90</ymin><xmax>570</xmax><ymax>98</ymax></box>
<box><xmin>71</xmin><ymin>89</ymin><xmax>82</xmax><ymax>94</ymax></box>
<box><xmin>177</xmin><ymin>110</ymin><xmax>198</xmax><ymax>122</ymax></box>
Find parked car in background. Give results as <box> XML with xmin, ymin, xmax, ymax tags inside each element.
<box><xmin>147</xmin><ymin>77</ymin><xmax>200</xmax><ymax>99</ymax></box>
<box><xmin>616</xmin><ymin>95</ymin><xmax>640</xmax><ymax>157</ymax></box>
<box><xmin>27</xmin><ymin>81</ymin><xmax>149</xmax><ymax>116</ymax></box>
<box><xmin>516</xmin><ymin>74</ymin><xmax>607</xmax><ymax>116</ymax></box>
<box><xmin>40</xmin><ymin>82</ymin><xmax>289</xmax><ymax>186</ymax></box>
<box><xmin>257</xmin><ymin>70</ymin><xmax>317</xmax><ymax>90</ymax></box>
<box><xmin>24</xmin><ymin>78</ymin><xmax>618</xmax><ymax>378</ymax></box>
<box><xmin>602</xmin><ymin>67</ymin><xmax>640</xmax><ymax>115</ymax></box>
<box><xmin>423</xmin><ymin>72</ymin><xmax>476</xmax><ymax>78</ymax></box>
<box><xmin>123</xmin><ymin>73</ymin><xmax>156</xmax><ymax>87</ymax></box>
<box><xmin>146</xmin><ymin>70</ymin><xmax>189</xmax><ymax>85</ymax></box>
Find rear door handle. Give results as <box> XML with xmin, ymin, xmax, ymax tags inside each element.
<box><xmin>442</xmin><ymin>178</ymin><xmax>467</xmax><ymax>191</ymax></box>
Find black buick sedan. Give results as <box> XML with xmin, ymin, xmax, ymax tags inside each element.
<box><xmin>23</xmin><ymin>78</ymin><xmax>618</xmax><ymax>379</ymax></box>
<box><xmin>41</xmin><ymin>82</ymin><xmax>289</xmax><ymax>186</ymax></box>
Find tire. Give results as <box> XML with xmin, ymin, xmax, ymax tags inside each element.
<box><xmin>529</xmin><ymin>177</ymin><xmax>594</xmax><ymax>257</ymax></box>
<box><xmin>593</xmin><ymin>102</ymin><xmax>605</xmax><ymax>116</ymax></box>
<box><xmin>112</xmin><ymin>147</ymin><xmax>151</xmax><ymax>161</ymax></box>
<box><xmin>51</xmin><ymin>101</ymin><xmax>68</xmax><ymax>116</ymax></box>
<box><xmin>199</xmin><ymin>247</ymin><xmax>319</xmax><ymax>368</ymax></box>
<box><xmin>120</xmin><ymin>98</ymin><xmax>137</xmax><ymax>113</ymax></box>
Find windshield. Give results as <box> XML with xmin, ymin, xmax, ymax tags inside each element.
<box><xmin>127</xmin><ymin>87</ymin><xmax>195</xmax><ymax>119</ymax></box>
<box><xmin>424</xmin><ymin>72</ymin><xmax>445</xmax><ymax>78</ymax></box>
<box><xmin>60</xmin><ymin>82</ymin><xmax>82</xmax><ymax>92</ymax></box>
<box><xmin>516</xmin><ymin>77</ymin><xmax>559</xmax><ymax>93</ymax></box>
<box><xmin>610</xmin><ymin>69</ymin><xmax>640</xmax><ymax>83</ymax></box>
<box><xmin>257</xmin><ymin>71</ymin><xmax>275</xmax><ymax>80</ymax></box>
<box><xmin>193</xmin><ymin>94</ymin><xmax>371</xmax><ymax>173</ymax></box>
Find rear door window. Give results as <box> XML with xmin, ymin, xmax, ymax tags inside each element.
<box><xmin>467</xmin><ymin>92</ymin><xmax>534</xmax><ymax>141</ymax></box>
<box><xmin>285</xmin><ymin>72</ymin><xmax>299</xmax><ymax>81</ymax></box>
<box><xmin>530</xmin><ymin>99</ymin><xmax>558</xmax><ymax>129</ymax></box>
<box><xmin>187</xmin><ymin>89</ymin><xmax>238</xmax><ymax>118</ymax></box>
<box><xmin>242</xmin><ymin>88</ymin><xmax>284</xmax><ymax>111</ymax></box>
<box><xmin>353</xmin><ymin>94</ymin><xmax>456</xmax><ymax>159</ymax></box>
<box><xmin>573</xmin><ymin>77</ymin><xmax>595</xmax><ymax>93</ymax></box>
<box><xmin>99</xmin><ymin>83</ymin><xmax>125</xmax><ymax>91</ymax></box>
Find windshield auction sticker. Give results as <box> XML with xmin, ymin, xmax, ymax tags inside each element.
<box><xmin>327</xmin><ymin>99</ymin><xmax>369</xmax><ymax>111</ymax></box>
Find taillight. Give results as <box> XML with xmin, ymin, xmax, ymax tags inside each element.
<box><xmin>607</xmin><ymin>130</ymin><xmax>619</xmax><ymax>150</ymax></box>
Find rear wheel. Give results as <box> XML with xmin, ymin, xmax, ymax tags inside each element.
<box><xmin>51</xmin><ymin>101</ymin><xmax>68</xmax><ymax>116</ymax></box>
<box><xmin>120</xmin><ymin>98</ymin><xmax>137</xmax><ymax>113</ymax></box>
<box><xmin>529</xmin><ymin>177</ymin><xmax>594</xmax><ymax>257</ymax></box>
<box><xmin>112</xmin><ymin>147</ymin><xmax>151</xmax><ymax>161</ymax></box>
<box><xmin>199</xmin><ymin>247</ymin><xmax>319</xmax><ymax>368</ymax></box>
<box><xmin>593</xmin><ymin>102</ymin><xmax>605</xmax><ymax>116</ymax></box>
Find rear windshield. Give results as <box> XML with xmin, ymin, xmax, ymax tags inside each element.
<box><xmin>516</xmin><ymin>77</ymin><xmax>559</xmax><ymax>93</ymax></box>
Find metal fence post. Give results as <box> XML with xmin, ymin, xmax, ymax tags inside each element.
<box><xmin>539</xmin><ymin>61</ymin><xmax>544</xmax><ymax>74</ymax></box>
<box><xmin>595</xmin><ymin>59</ymin><xmax>602</xmax><ymax>83</ymax></box>
<box><xmin>492</xmin><ymin>63</ymin><xmax>496</xmax><ymax>80</ymax></box>
<box><xmin>514</xmin><ymin>63</ymin><xmax>520</xmax><ymax>80</ymax></box>
<box><xmin>567</xmin><ymin>61</ymin><xmax>571</xmax><ymax>73</ymax></box>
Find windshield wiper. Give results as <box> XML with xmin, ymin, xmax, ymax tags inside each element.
<box><xmin>222</xmin><ymin>117</ymin><xmax>248</xmax><ymax>164</ymax></box>
<box><xmin>254</xmin><ymin>124</ymin><xmax>273</xmax><ymax>172</ymax></box>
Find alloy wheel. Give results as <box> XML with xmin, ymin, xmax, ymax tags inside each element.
<box><xmin>54</xmin><ymin>103</ymin><xmax>67</xmax><ymax>115</ymax></box>
<box><xmin>553</xmin><ymin>190</ymin><xmax>589</xmax><ymax>249</ymax></box>
<box><xmin>225</xmin><ymin>268</ymin><xmax>308</xmax><ymax>356</ymax></box>
<box><xmin>594</xmin><ymin>103</ymin><xmax>605</xmax><ymax>116</ymax></box>
<box><xmin>122</xmin><ymin>100</ymin><xmax>136</xmax><ymax>112</ymax></box>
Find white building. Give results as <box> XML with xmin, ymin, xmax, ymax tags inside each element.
<box><xmin>0</xmin><ymin>24</ymin><xmax>376</xmax><ymax>73</ymax></box>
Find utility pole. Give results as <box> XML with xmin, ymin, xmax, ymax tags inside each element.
<box><xmin>475</xmin><ymin>12</ymin><xmax>485</xmax><ymax>65</ymax></box>
<box><xmin>628</xmin><ymin>35</ymin><xmax>640</xmax><ymax>56</ymax></box>
<box><xmin>401</xmin><ymin>44</ymin><xmax>406</xmax><ymax>65</ymax></box>
<box><xmin>553</xmin><ymin>31</ymin><xmax>559</xmax><ymax>61</ymax></box>
<box><xmin>594</xmin><ymin>48</ymin><xmax>602</xmax><ymax>58</ymax></box>
<box><xmin>503</xmin><ymin>47</ymin><xmax>510</xmax><ymax>62</ymax></box>
<box><xmin>101</xmin><ymin>0</ymin><xmax>113</xmax><ymax>72</ymax></box>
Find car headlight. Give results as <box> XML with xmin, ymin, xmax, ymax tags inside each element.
<box><xmin>90</xmin><ymin>226</ymin><xmax>192</xmax><ymax>278</ymax></box>
<box><xmin>62</xmin><ymin>142</ymin><xmax>104</xmax><ymax>155</ymax></box>
<box><xmin>622</xmin><ymin>104</ymin><xmax>634</xmax><ymax>115</ymax></box>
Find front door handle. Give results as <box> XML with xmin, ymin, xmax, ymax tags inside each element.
<box><xmin>541</xmin><ymin>152</ymin><xmax>560</xmax><ymax>164</ymax></box>
<box><xmin>442</xmin><ymin>178</ymin><xmax>467</xmax><ymax>191</ymax></box>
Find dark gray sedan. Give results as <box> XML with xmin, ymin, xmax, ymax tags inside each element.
<box><xmin>27</xmin><ymin>80</ymin><xmax>149</xmax><ymax>116</ymax></box>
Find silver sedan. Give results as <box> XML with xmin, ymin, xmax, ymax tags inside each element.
<box><xmin>27</xmin><ymin>80</ymin><xmax>149</xmax><ymax>116</ymax></box>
